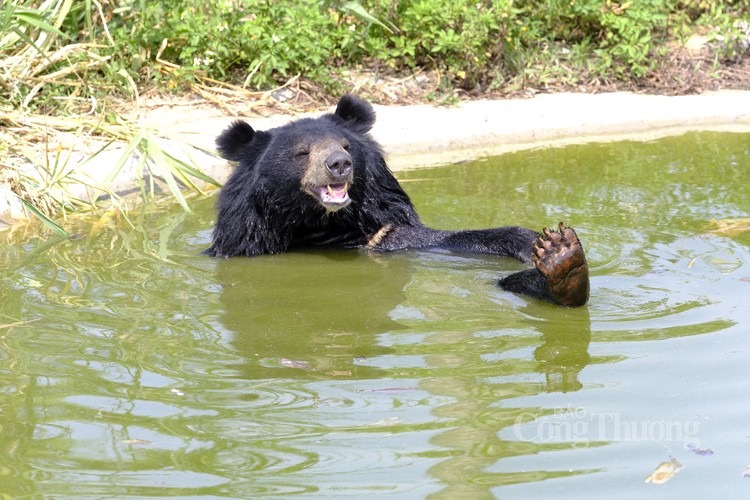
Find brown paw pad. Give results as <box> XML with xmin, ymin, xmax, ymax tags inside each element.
<box><xmin>533</xmin><ymin>222</ymin><xmax>590</xmax><ymax>307</ymax></box>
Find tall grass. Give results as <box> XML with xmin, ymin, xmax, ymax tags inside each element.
<box><xmin>1</xmin><ymin>0</ymin><xmax>220</xmax><ymax>233</ymax></box>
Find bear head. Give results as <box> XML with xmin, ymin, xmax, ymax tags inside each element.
<box><xmin>215</xmin><ymin>94</ymin><xmax>377</xmax><ymax>213</ymax></box>
<box><xmin>207</xmin><ymin>94</ymin><xmax>420</xmax><ymax>257</ymax></box>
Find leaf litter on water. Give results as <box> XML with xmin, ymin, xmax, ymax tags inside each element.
<box><xmin>708</xmin><ymin>218</ymin><xmax>750</xmax><ymax>237</ymax></box>
<box><xmin>645</xmin><ymin>458</ymin><xmax>683</xmax><ymax>485</ymax></box>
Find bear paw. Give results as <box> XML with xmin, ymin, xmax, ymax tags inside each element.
<box><xmin>533</xmin><ymin>222</ymin><xmax>590</xmax><ymax>307</ymax></box>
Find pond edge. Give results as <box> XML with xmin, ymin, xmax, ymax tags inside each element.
<box><xmin>3</xmin><ymin>90</ymin><xmax>750</xmax><ymax>227</ymax></box>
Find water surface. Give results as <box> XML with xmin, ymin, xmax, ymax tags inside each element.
<box><xmin>1</xmin><ymin>131</ymin><xmax>749</xmax><ymax>498</ymax></box>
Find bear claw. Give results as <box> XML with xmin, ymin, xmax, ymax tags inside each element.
<box><xmin>532</xmin><ymin>222</ymin><xmax>589</xmax><ymax>307</ymax></box>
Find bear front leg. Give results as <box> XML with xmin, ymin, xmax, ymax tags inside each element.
<box><xmin>498</xmin><ymin>223</ymin><xmax>589</xmax><ymax>307</ymax></box>
<box><xmin>372</xmin><ymin>224</ymin><xmax>539</xmax><ymax>262</ymax></box>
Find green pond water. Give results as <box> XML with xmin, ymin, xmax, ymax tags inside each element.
<box><xmin>2</xmin><ymin>131</ymin><xmax>750</xmax><ymax>498</ymax></box>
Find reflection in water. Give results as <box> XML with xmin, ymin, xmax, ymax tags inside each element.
<box><xmin>209</xmin><ymin>243</ymin><xmax>599</xmax><ymax>497</ymax></box>
<box><xmin>1</xmin><ymin>212</ymin><xmax>222</xmax><ymax>497</ymax></box>
<box><xmin>1</xmin><ymin>132</ymin><xmax>750</xmax><ymax>497</ymax></box>
<box><xmin>533</xmin><ymin>309</ymin><xmax>592</xmax><ymax>393</ymax></box>
<box><xmin>423</xmin><ymin>306</ymin><xmax>592</xmax><ymax>499</ymax></box>
<box><xmin>214</xmin><ymin>250</ymin><xmax>410</xmax><ymax>379</ymax></box>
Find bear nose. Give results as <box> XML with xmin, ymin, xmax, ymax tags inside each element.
<box><xmin>325</xmin><ymin>150</ymin><xmax>353</xmax><ymax>179</ymax></box>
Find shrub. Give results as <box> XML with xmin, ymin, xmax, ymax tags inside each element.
<box><xmin>108</xmin><ymin>1</ymin><xmax>340</xmax><ymax>89</ymax></box>
<box><xmin>4</xmin><ymin>0</ymin><xmax>750</xmax><ymax>106</ymax></box>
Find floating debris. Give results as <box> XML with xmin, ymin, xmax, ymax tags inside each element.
<box><xmin>0</xmin><ymin>319</ymin><xmax>39</xmax><ymax>330</ymax></box>
<box><xmin>645</xmin><ymin>458</ymin><xmax>683</xmax><ymax>485</ymax></box>
<box><xmin>366</xmin><ymin>416</ymin><xmax>403</xmax><ymax>427</ymax></box>
<box><xmin>122</xmin><ymin>439</ymin><xmax>151</xmax><ymax>445</ymax></box>
<box><xmin>709</xmin><ymin>218</ymin><xmax>750</xmax><ymax>237</ymax></box>
<box><xmin>280</xmin><ymin>358</ymin><xmax>313</xmax><ymax>370</ymax></box>
<box><xmin>369</xmin><ymin>386</ymin><xmax>418</xmax><ymax>392</ymax></box>
<box><xmin>686</xmin><ymin>443</ymin><xmax>714</xmax><ymax>456</ymax></box>
<box><xmin>170</xmin><ymin>388</ymin><xmax>185</xmax><ymax>396</ymax></box>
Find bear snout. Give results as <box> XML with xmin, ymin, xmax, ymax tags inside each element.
<box><xmin>325</xmin><ymin>150</ymin><xmax>353</xmax><ymax>180</ymax></box>
<box><xmin>300</xmin><ymin>141</ymin><xmax>355</xmax><ymax>212</ymax></box>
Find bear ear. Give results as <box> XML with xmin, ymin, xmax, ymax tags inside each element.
<box><xmin>331</xmin><ymin>94</ymin><xmax>376</xmax><ymax>135</ymax></box>
<box><xmin>216</xmin><ymin>120</ymin><xmax>270</xmax><ymax>162</ymax></box>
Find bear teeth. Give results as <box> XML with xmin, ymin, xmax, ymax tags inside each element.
<box><xmin>326</xmin><ymin>183</ymin><xmax>348</xmax><ymax>199</ymax></box>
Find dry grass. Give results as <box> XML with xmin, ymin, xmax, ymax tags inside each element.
<box><xmin>1</xmin><ymin>0</ymin><xmax>223</xmax><ymax>232</ymax></box>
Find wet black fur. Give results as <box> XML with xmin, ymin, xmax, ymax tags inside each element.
<box><xmin>205</xmin><ymin>94</ymin><xmax>554</xmax><ymax>303</ymax></box>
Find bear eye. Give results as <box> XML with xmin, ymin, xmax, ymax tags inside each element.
<box><xmin>295</xmin><ymin>150</ymin><xmax>310</xmax><ymax>158</ymax></box>
<box><xmin>342</xmin><ymin>142</ymin><xmax>350</xmax><ymax>151</ymax></box>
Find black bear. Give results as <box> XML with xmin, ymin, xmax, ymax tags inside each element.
<box><xmin>205</xmin><ymin>94</ymin><xmax>589</xmax><ymax>307</ymax></box>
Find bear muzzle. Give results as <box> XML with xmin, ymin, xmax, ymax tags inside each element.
<box><xmin>302</xmin><ymin>147</ymin><xmax>354</xmax><ymax>212</ymax></box>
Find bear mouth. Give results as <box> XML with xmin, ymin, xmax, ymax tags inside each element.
<box><xmin>308</xmin><ymin>182</ymin><xmax>350</xmax><ymax>210</ymax></box>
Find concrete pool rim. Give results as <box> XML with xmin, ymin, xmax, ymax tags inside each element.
<box><xmin>2</xmin><ymin>90</ymin><xmax>750</xmax><ymax>227</ymax></box>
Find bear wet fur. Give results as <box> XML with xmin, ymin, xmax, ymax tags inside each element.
<box><xmin>205</xmin><ymin>94</ymin><xmax>589</xmax><ymax>307</ymax></box>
